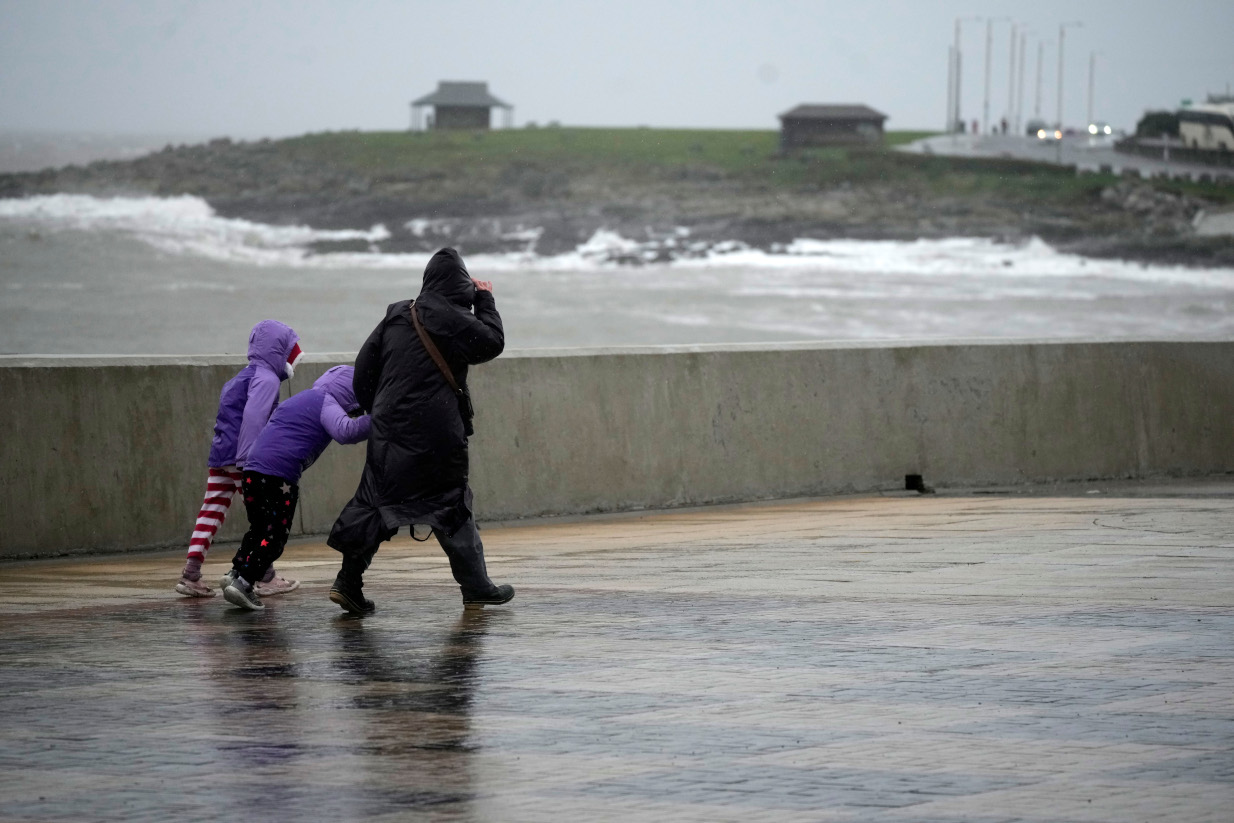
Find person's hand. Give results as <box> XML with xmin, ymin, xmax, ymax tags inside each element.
<box><xmin>472</xmin><ymin>278</ymin><xmax>493</xmax><ymax>293</ymax></box>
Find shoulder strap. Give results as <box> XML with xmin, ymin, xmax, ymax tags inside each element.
<box><xmin>411</xmin><ymin>301</ymin><xmax>462</xmax><ymax>394</ymax></box>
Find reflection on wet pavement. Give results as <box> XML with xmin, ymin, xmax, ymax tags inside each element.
<box><xmin>1</xmin><ymin>490</ymin><xmax>1232</xmax><ymax>821</ymax></box>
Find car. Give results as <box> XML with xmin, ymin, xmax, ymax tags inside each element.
<box><xmin>1087</xmin><ymin>121</ymin><xmax>1114</xmax><ymax>136</ymax></box>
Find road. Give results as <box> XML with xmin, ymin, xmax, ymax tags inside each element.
<box><xmin>901</xmin><ymin>132</ymin><xmax>1234</xmax><ymax>183</ymax></box>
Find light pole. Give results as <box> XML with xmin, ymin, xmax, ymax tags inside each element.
<box><xmin>946</xmin><ymin>46</ymin><xmax>955</xmax><ymax>132</ymax></box>
<box><xmin>1035</xmin><ymin>39</ymin><xmax>1046</xmax><ymax>119</ymax></box>
<box><xmin>1006</xmin><ymin>22</ymin><xmax>1017</xmax><ymax>133</ymax></box>
<box><xmin>1086</xmin><ymin>51</ymin><xmax>1101</xmax><ymax>129</ymax></box>
<box><xmin>1016</xmin><ymin>29</ymin><xmax>1030</xmax><ymax>134</ymax></box>
<box><xmin>983</xmin><ymin>17</ymin><xmax>1005</xmax><ymax>134</ymax></box>
<box><xmin>1056</xmin><ymin>21</ymin><xmax>1082</xmax><ymax>162</ymax></box>
<box><xmin>953</xmin><ymin>16</ymin><xmax>981</xmax><ymax>134</ymax></box>
<box><xmin>1056</xmin><ymin>21</ymin><xmax>1083</xmax><ymax>130</ymax></box>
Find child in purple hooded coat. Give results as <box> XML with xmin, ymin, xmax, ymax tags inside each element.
<box><xmin>222</xmin><ymin>365</ymin><xmax>371</xmax><ymax>611</ymax></box>
<box><xmin>175</xmin><ymin>320</ymin><xmax>304</xmax><ymax>598</ymax></box>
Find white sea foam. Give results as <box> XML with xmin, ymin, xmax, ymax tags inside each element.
<box><xmin>0</xmin><ymin>194</ymin><xmax>390</xmax><ymax>267</ymax></box>
<box><xmin>1</xmin><ymin>194</ymin><xmax>1232</xmax><ymax>291</ymax></box>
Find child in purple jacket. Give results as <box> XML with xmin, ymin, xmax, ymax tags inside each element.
<box><xmin>175</xmin><ymin>320</ymin><xmax>304</xmax><ymax>598</ymax></box>
<box><xmin>222</xmin><ymin>365</ymin><xmax>371</xmax><ymax>611</ymax></box>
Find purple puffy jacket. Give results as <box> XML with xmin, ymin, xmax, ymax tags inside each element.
<box><xmin>207</xmin><ymin>320</ymin><xmax>302</xmax><ymax>468</ymax></box>
<box><xmin>244</xmin><ymin>365</ymin><xmax>371</xmax><ymax>485</ymax></box>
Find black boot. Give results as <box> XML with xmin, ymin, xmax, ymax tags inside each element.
<box><xmin>461</xmin><ymin>583</ymin><xmax>515</xmax><ymax>609</ymax></box>
<box><xmin>329</xmin><ymin>560</ymin><xmax>374</xmax><ymax>614</ymax></box>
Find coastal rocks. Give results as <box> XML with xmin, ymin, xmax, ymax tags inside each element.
<box><xmin>1100</xmin><ymin>181</ymin><xmax>1205</xmax><ymax>234</ymax></box>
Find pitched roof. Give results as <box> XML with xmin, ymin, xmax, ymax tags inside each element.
<box><xmin>412</xmin><ymin>81</ymin><xmax>512</xmax><ymax>109</ymax></box>
<box><xmin>779</xmin><ymin>104</ymin><xmax>887</xmax><ymax>122</ymax></box>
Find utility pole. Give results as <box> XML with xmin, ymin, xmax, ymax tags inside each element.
<box><xmin>1056</xmin><ymin>21</ymin><xmax>1083</xmax><ymax>162</ymax></box>
<box><xmin>983</xmin><ymin>19</ymin><xmax>993</xmax><ymax>133</ymax></box>
<box><xmin>953</xmin><ymin>16</ymin><xmax>980</xmax><ymax>134</ymax></box>
<box><xmin>1007</xmin><ymin>22</ymin><xmax>1017</xmax><ymax>132</ymax></box>
<box><xmin>1087</xmin><ymin>51</ymin><xmax>1097</xmax><ymax>128</ymax></box>
<box><xmin>1035</xmin><ymin>39</ymin><xmax>1045</xmax><ymax>119</ymax></box>
<box><xmin>1016</xmin><ymin>30</ymin><xmax>1028</xmax><ymax>134</ymax></box>
<box><xmin>1056</xmin><ymin>21</ymin><xmax>1083</xmax><ymax>130</ymax></box>
<box><xmin>984</xmin><ymin>17</ymin><xmax>1008</xmax><ymax>134</ymax></box>
<box><xmin>946</xmin><ymin>46</ymin><xmax>955</xmax><ymax>132</ymax></box>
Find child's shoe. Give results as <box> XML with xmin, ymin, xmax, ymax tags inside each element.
<box><xmin>219</xmin><ymin>568</ymin><xmax>237</xmax><ymax>592</ymax></box>
<box><xmin>255</xmin><ymin>573</ymin><xmax>300</xmax><ymax>597</ymax></box>
<box><xmin>175</xmin><ymin>577</ymin><xmax>215</xmax><ymax>598</ymax></box>
<box><xmin>222</xmin><ymin>579</ymin><xmax>264</xmax><ymax>611</ymax></box>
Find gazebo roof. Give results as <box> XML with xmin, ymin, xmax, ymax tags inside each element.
<box><xmin>412</xmin><ymin>81</ymin><xmax>512</xmax><ymax>109</ymax></box>
<box><xmin>779</xmin><ymin>104</ymin><xmax>887</xmax><ymax>122</ymax></box>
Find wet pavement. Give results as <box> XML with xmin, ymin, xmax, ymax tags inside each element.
<box><xmin>900</xmin><ymin>133</ymin><xmax>1234</xmax><ymax>183</ymax></box>
<box><xmin>1</xmin><ymin>484</ymin><xmax>1232</xmax><ymax>821</ymax></box>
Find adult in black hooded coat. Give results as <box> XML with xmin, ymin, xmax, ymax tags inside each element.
<box><xmin>327</xmin><ymin>248</ymin><xmax>513</xmax><ymax>612</ymax></box>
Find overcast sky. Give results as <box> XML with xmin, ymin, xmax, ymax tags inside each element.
<box><xmin>1</xmin><ymin>0</ymin><xmax>1230</xmax><ymax>137</ymax></box>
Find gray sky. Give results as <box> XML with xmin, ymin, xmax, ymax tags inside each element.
<box><xmin>1</xmin><ymin>0</ymin><xmax>1231</xmax><ymax>137</ymax></box>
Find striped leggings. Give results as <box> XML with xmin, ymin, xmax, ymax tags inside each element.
<box><xmin>186</xmin><ymin>466</ymin><xmax>244</xmax><ymax>561</ymax></box>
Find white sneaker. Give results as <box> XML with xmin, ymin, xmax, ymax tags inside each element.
<box><xmin>222</xmin><ymin>582</ymin><xmax>264</xmax><ymax>611</ymax></box>
<box><xmin>175</xmin><ymin>577</ymin><xmax>214</xmax><ymax>598</ymax></box>
<box><xmin>219</xmin><ymin>569</ymin><xmax>237</xmax><ymax>592</ymax></box>
<box><xmin>255</xmin><ymin>573</ymin><xmax>300</xmax><ymax>597</ymax></box>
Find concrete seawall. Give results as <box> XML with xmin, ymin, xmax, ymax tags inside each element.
<box><xmin>3</xmin><ymin>341</ymin><xmax>1232</xmax><ymax>559</ymax></box>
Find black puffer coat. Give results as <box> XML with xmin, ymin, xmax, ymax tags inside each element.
<box><xmin>328</xmin><ymin>249</ymin><xmax>504</xmax><ymax>554</ymax></box>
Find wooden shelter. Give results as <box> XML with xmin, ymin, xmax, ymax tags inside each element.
<box><xmin>410</xmin><ymin>81</ymin><xmax>513</xmax><ymax>131</ymax></box>
<box><xmin>778</xmin><ymin>104</ymin><xmax>887</xmax><ymax>149</ymax></box>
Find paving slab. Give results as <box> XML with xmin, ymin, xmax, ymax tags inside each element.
<box><xmin>0</xmin><ymin>486</ymin><xmax>1232</xmax><ymax>822</ymax></box>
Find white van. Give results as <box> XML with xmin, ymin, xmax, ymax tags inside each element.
<box><xmin>1178</xmin><ymin>104</ymin><xmax>1234</xmax><ymax>151</ymax></box>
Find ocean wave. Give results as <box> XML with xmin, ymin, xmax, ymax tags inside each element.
<box><xmin>0</xmin><ymin>193</ymin><xmax>389</xmax><ymax>267</ymax></box>
<box><xmin>1</xmin><ymin>193</ymin><xmax>1232</xmax><ymax>289</ymax></box>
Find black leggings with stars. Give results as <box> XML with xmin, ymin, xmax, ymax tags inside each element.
<box><xmin>230</xmin><ymin>471</ymin><xmax>299</xmax><ymax>587</ymax></box>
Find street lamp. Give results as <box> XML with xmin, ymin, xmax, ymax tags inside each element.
<box><xmin>1056</xmin><ymin>21</ymin><xmax>1083</xmax><ymax>130</ymax></box>
<box><xmin>1035</xmin><ymin>38</ymin><xmax>1048</xmax><ymax>121</ymax></box>
<box><xmin>1015</xmin><ymin>29</ymin><xmax>1032</xmax><ymax>134</ymax></box>
<box><xmin>1087</xmin><ymin>51</ymin><xmax>1102</xmax><ymax>131</ymax></box>
<box><xmin>1006</xmin><ymin>22</ymin><xmax>1018</xmax><ymax>134</ymax></box>
<box><xmin>984</xmin><ymin>16</ymin><xmax>1009</xmax><ymax>134</ymax></box>
<box><xmin>951</xmin><ymin>16</ymin><xmax>981</xmax><ymax>134</ymax></box>
<box><xmin>1056</xmin><ymin>21</ymin><xmax>1082</xmax><ymax>162</ymax></box>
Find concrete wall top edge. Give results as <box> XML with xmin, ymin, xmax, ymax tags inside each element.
<box><xmin>4</xmin><ymin>337</ymin><xmax>1231</xmax><ymax>367</ymax></box>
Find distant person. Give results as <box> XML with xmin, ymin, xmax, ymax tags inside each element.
<box><xmin>221</xmin><ymin>365</ymin><xmax>371</xmax><ymax>611</ymax></box>
<box><xmin>175</xmin><ymin>320</ymin><xmax>303</xmax><ymax>598</ymax></box>
<box><xmin>972</xmin><ymin>119</ymin><xmax>979</xmax><ymax>134</ymax></box>
<box><xmin>1001</xmin><ymin>118</ymin><xmax>1008</xmax><ymax>135</ymax></box>
<box><xmin>326</xmin><ymin>248</ymin><xmax>512</xmax><ymax>614</ymax></box>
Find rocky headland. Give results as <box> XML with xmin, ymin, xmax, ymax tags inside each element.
<box><xmin>1</xmin><ymin>129</ymin><xmax>1231</xmax><ymax>266</ymax></box>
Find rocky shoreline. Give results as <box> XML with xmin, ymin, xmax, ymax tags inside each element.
<box><xmin>2</xmin><ymin>135</ymin><xmax>1232</xmax><ymax>267</ymax></box>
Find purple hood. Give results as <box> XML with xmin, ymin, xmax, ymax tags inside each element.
<box><xmin>248</xmin><ymin>320</ymin><xmax>301</xmax><ymax>378</ymax></box>
<box><xmin>206</xmin><ymin>319</ymin><xmax>302</xmax><ymax>467</ymax></box>
<box><xmin>314</xmin><ymin>365</ymin><xmax>360</xmax><ymax>412</ymax></box>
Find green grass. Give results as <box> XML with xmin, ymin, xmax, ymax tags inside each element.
<box><xmin>280</xmin><ymin>127</ymin><xmax>781</xmax><ymax>175</ymax></box>
<box><xmin>280</xmin><ymin>127</ymin><xmax>937</xmax><ymax>173</ymax></box>
<box><xmin>262</xmin><ymin>127</ymin><xmax>1228</xmax><ymax>205</ymax></box>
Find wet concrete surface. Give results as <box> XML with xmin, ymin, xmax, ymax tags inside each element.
<box><xmin>901</xmin><ymin>133</ymin><xmax>1234</xmax><ymax>183</ymax></box>
<box><xmin>1</xmin><ymin>485</ymin><xmax>1232</xmax><ymax>821</ymax></box>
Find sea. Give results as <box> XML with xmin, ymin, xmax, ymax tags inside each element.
<box><xmin>2</xmin><ymin>192</ymin><xmax>1233</xmax><ymax>357</ymax></box>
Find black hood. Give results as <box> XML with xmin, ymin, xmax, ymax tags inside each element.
<box><xmin>419</xmin><ymin>248</ymin><xmax>474</xmax><ymax>308</ymax></box>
